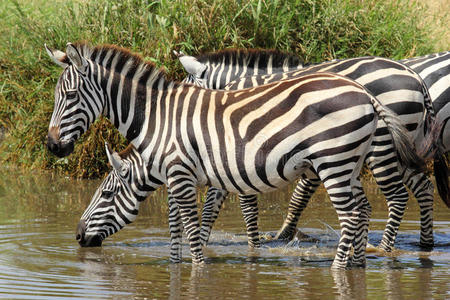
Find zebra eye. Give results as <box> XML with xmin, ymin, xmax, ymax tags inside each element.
<box><xmin>66</xmin><ymin>90</ymin><xmax>77</xmax><ymax>99</ymax></box>
<box><xmin>119</xmin><ymin>168</ymin><xmax>129</xmax><ymax>178</ymax></box>
<box><xmin>101</xmin><ymin>190</ymin><xmax>114</xmax><ymax>198</ymax></box>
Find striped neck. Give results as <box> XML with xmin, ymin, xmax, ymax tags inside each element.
<box><xmin>96</xmin><ymin>62</ymin><xmax>174</xmax><ymax>142</ymax></box>
<box><xmin>74</xmin><ymin>43</ymin><xmax>178</xmax><ymax>144</ymax></box>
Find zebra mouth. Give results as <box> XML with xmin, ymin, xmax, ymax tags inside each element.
<box><xmin>78</xmin><ymin>234</ymin><xmax>103</xmax><ymax>247</ymax></box>
<box><xmin>76</xmin><ymin>219</ymin><xmax>103</xmax><ymax>247</ymax></box>
<box><xmin>46</xmin><ymin>138</ymin><xmax>75</xmax><ymax>158</ymax></box>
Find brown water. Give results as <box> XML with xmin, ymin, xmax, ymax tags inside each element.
<box><xmin>0</xmin><ymin>166</ymin><xmax>448</xmax><ymax>299</ymax></box>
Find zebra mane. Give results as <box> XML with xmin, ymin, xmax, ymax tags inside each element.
<box><xmin>73</xmin><ymin>42</ymin><xmax>170</xmax><ymax>85</ymax></box>
<box><xmin>118</xmin><ymin>143</ymin><xmax>137</xmax><ymax>159</ymax></box>
<box><xmin>195</xmin><ymin>48</ymin><xmax>304</xmax><ymax>67</ymax></box>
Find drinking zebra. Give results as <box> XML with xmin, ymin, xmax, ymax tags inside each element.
<box><xmin>45</xmin><ymin>42</ymin><xmax>422</xmax><ymax>268</ymax></box>
<box><xmin>177</xmin><ymin>50</ymin><xmax>445</xmax><ymax>250</ymax></box>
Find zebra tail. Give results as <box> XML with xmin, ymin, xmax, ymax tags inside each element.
<box><xmin>416</xmin><ymin>82</ymin><xmax>442</xmax><ymax>160</ymax></box>
<box><xmin>370</xmin><ymin>97</ymin><xmax>426</xmax><ymax>174</ymax></box>
<box><xmin>434</xmin><ymin>149</ymin><xmax>450</xmax><ymax>208</ymax></box>
<box><xmin>410</xmin><ymin>81</ymin><xmax>449</xmax><ymax>206</ymax></box>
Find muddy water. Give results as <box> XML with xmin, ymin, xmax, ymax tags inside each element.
<box><xmin>0</xmin><ymin>166</ymin><xmax>448</xmax><ymax>299</ymax></box>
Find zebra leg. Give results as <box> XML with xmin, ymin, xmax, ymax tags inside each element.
<box><xmin>275</xmin><ymin>176</ymin><xmax>321</xmax><ymax>240</ymax></box>
<box><xmin>200</xmin><ymin>187</ymin><xmax>228</xmax><ymax>246</ymax></box>
<box><xmin>365</xmin><ymin>138</ymin><xmax>410</xmax><ymax>252</ymax></box>
<box><xmin>168</xmin><ymin>194</ymin><xmax>183</xmax><ymax>263</ymax></box>
<box><xmin>373</xmin><ymin>170</ymin><xmax>409</xmax><ymax>252</ymax></box>
<box><xmin>315</xmin><ymin>134</ymin><xmax>372</xmax><ymax>269</ymax></box>
<box><xmin>351</xmin><ymin>180</ymin><xmax>372</xmax><ymax>267</ymax></box>
<box><xmin>328</xmin><ymin>191</ymin><xmax>360</xmax><ymax>269</ymax></box>
<box><xmin>403</xmin><ymin>169</ymin><xmax>434</xmax><ymax>247</ymax></box>
<box><xmin>318</xmin><ymin>170</ymin><xmax>361</xmax><ymax>269</ymax></box>
<box><xmin>167</xmin><ymin>177</ymin><xmax>204</xmax><ymax>264</ymax></box>
<box><xmin>239</xmin><ymin>194</ymin><xmax>260</xmax><ymax>248</ymax></box>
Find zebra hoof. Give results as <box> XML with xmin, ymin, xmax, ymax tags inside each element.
<box><xmin>248</xmin><ymin>240</ymin><xmax>261</xmax><ymax>248</ymax></box>
<box><xmin>170</xmin><ymin>257</ymin><xmax>182</xmax><ymax>264</ymax></box>
<box><xmin>377</xmin><ymin>242</ymin><xmax>394</xmax><ymax>252</ymax></box>
<box><xmin>331</xmin><ymin>260</ymin><xmax>350</xmax><ymax>270</ymax></box>
<box><xmin>419</xmin><ymin>240</ymin><xmax>434</xmax><ymax>249</ymax></box>
<box><xmin>191</xmin><ymin>254</ymin><xmax>205</xmax><ymax>265</ymax></box>
<box><xmin>274</xmin><ymin>226</ymin><xmax>297</xmax><ymax>241</ymax></box>
<box><xmin>350</xmin><ymin>257</ymin><xmax>366</xmax><ymax>268</ymax></box>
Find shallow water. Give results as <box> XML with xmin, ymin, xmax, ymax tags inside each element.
<box><xmin>0</xmin><ymin>166</ymin><xmax>448</xmax><ymax>299</ymax></box>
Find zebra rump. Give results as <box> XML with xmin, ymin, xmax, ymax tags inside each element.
<box><xmin>400</xmin><ymin>51</ymin><xmax>450</xmax><ymax>207</ymax></box>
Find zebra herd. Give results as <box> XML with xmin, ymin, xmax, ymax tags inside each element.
<box><xmin>44</xmin><ymin>42</ymin><xmax>449</xmax><ymax>269</ymax></box>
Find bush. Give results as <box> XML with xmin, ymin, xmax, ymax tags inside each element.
<box><xmin>0</xmin><ymin>0</ymin><xmax>441</xmax><ymax>178</ymax></box>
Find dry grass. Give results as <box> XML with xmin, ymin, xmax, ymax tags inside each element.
<box><xmin>418</xmin><ymin>0</ymin><xmax>450</xmax><ymax>51</ymax></box>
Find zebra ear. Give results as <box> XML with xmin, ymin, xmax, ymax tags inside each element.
<box><xmin>172</xmin><ymin>50</ymin><xmax>183</xmax><ymax>57</ymax></box>
<box><xmin>178</xmin><ymin>54</ymin><xmax>207</xmax><ymax>77</ymax></box>
<box><xmin>66</xmin><ymin>43</ymin><xmax>88</xmax><ymax>72</ymax></box>
<box><xmin>105</xmin><ymin>142</ymin><xmax>123</xmax><ymax>172</ymax></box>
<box><xmin>45</xmin><ymin>44</ymin><xmax>68</xmax><ymax>68</ymax></box>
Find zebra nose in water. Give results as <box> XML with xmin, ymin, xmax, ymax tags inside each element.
<box><xmin>76</xmin><ymin>220</ymin><xmax>103</xmax><ymax>247</ymax></box>
<box><xmin>76</xmin><ymin>219</ymin><xmax>86</xmax><ymax>243</ymax></box>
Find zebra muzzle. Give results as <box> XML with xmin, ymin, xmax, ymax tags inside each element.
<box><xmin>46</xmin><ymin>135</ymin><xmax>74</xmax><ymax>158</ymax></box>
<box><xmin>47</xmin><ymin>127</ymin><xmax>75</xmax><ymax>157</ymax></box>
<box><xmin>76</xmin><ymin>220</ymin><xmax>102</xmax><ymax>247</ymax></box>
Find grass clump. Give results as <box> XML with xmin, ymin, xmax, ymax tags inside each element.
<box><xmin>0</xmin><ymin>0</ymin><xmax>442</xmax><ymax>178</ymax></box>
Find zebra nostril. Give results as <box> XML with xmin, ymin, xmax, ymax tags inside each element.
<box><xmin>46</xmin><ymin>136</ymin><xmax>60</xmax><ymax>152</ymax></box>
<box><xmin>76</xmin><ymin>219</ymin><xmax>86</xmax><ymax>243</ymax></box>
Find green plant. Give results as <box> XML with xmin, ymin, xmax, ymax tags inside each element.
<box><xmin>0</xmin><ymin>0</ymin><xmax>442</xmax><ymax>178</ymax></box>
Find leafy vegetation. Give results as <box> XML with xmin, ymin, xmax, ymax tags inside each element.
<box><xmin>0</xmin><ymin>0</ymin><xmax>443</xmax><ymax>178</ymax></box>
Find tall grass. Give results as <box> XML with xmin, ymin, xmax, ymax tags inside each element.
<box><xmin>0</xmin><ymin>0</ymin><xmax>443</xmax><ymax>178</ymax></box>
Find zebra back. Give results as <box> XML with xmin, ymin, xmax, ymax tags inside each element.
<box><xmin>400</xmin><ymin>51</ymin><xmax>450</xmax><ymax>116</ymax></box>
<box><xmin>177</xmin><ymin>48</ymin><xmax>303</xmax><ymax>89</ymax></box>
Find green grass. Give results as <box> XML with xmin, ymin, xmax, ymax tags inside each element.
<box><xmin>0</xmin><ymin>0</ymin><xmax>443</xmax><ymax>178</ymax></box>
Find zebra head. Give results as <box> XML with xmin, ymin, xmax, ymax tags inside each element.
<box><xmin>173</xmin><ymin>50</ymin><xmax>208</xmax><ymax>87</ymax></box>
<box><xmin>45</xmin><ymin>43</ymin><xmax>102</xmax><ymax>157</ymax></box>
<box><xmin>76</xmin><ymin>143</ymin><xmax>154</xmax><ymax>247</ymax></box>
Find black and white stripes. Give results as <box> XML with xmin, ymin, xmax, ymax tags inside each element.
<box><xmin>175</xmin><ymin>49</ymin><xmax>303</xmax><ymax>89</ymax></box>
<box><xmin>400</xmin><ymin>52</ymin><xmax>450</xmax><ymax>206</ymax></box>
<box><xmin>45</xmin><ymin>43</ymin><xmax>425</xmax><ymax>268</ymax></box>
<box><xmin>177</xmin><ymin>52</ymin><xmax>442</xmax><ymax>250</ymax></box>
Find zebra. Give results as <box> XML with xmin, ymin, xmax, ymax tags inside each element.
<box><xmin>173</xmin><ymin>49</ymin><xmax>303</xmax><ymax>89</ymax></box>
<box><xmin>174</xmin><ymin>49</ymin><xmax>304</xmax><ymax>246</ymax></box>
<box><xmin>45</xmin><ymin>42</ymin><xmax>422</xmax><ymax>268</ymax></box>
<box><xmin>177</xmin><ymin>51</ymin><xmax>446</xmax><ymax>250</ymax></box>
<box><xmin>272</xmin><ymin>54</ymin><xmax>450</xmax><ymax>245</ymax></box>
<box><xmin>400</xmin><ymin>52</ymin><xmax>450</xmax><ymax>203</ymax></box>
<box><xmin>77</xmin><ymin>143</ymin><xmax>183</xmax><ymax>262</ymax></box>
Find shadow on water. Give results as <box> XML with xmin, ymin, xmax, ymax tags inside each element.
<box><xmin>0</xmin><ymin>166</ymin><xmax>448</xmax><ymax>298</ymax></box>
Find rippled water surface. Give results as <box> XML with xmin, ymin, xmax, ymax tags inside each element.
<box><xmin>0</xmin><ymin>167</ymin><xmax>448</xmax><ymax>299</ymax></box>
